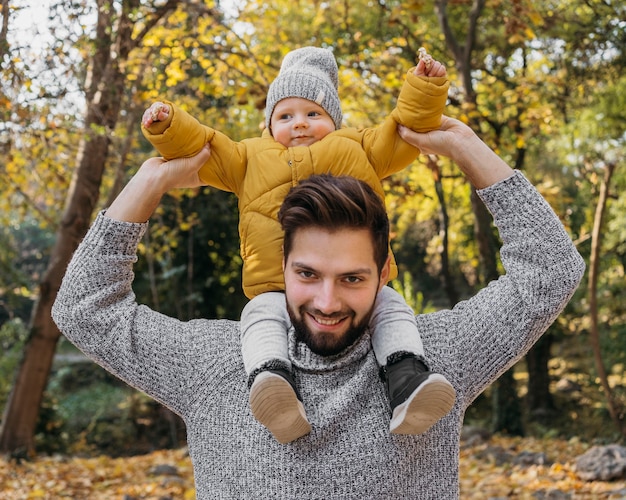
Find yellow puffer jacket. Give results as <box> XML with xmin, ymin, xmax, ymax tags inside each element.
<box><xmin>142</xmin><ymin>70</ymin><xmax>448</xmax><ymax>299</ymax></box>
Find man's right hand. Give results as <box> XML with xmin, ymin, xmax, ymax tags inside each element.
<box><xmin>152</xmin><ymin>144</ymin><xmax>212</xmax><ymax>191</ymax></box>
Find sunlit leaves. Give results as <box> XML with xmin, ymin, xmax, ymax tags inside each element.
<box><xmin>0</xmin><ymin>449</ymin><xmax>196</xmax><ymax>499</ymax></box>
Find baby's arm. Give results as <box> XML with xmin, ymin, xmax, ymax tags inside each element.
<box><xmin>141</xmin><ymin>100</ymin><xmax>212</xmax><ymax>160</ymax></box>
<box><xmin>387</xmin><ymin>48</ymin><xmax>449</xmax><ymax>136</ymax></box>
<box><xmin>361</xmin><ymin>48</ymin><xmax>449</xmax><ymax>178</ymax></box>
<box><xmin>140</xmin><ymin>101</ymin><xmax>247</xmax><ymax>193</ymax></box>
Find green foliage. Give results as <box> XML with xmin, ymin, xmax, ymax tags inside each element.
<box><xmin>0</xmin><ymin>220</ymin><xmax>54</xmax><ymax>326</ymax></box>
<box><xmin>133</xmin><ymin>186</ymin><xmax>246</xmax><ymax>321</ymax></box>
<box><xmin>601</xmin><ymin>322</ymin><xmax>626</xmax><ymax>371</ymax></box>
<box><xmin>36</xmin><ymin>379</ymin><xmax>136</xmax><ymax>455</ymax></box>
<box><xmin>390</xmin><ymin>272</ymin><xmax>437</xmax><ymax>314</ymax></box>
<box><xmin>0</xmin><ymin>319</ymin><xmax>28</xmax><ymax>412</ymax></box>
<box><xmin>38</xmin><ymin>360</ymin><xmax>185</xmax><ymax>456</ymax></box>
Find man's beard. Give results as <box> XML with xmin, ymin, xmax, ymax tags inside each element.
<box><xmin>286</xmin><ymin>301</ymin><xmax>374</xmax><ymax>357</ymax></box>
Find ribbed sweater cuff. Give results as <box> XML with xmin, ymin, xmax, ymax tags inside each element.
<box><xmin>84</xmin><ymin>210</ymin><xmax>148</xmax><ymax>256</ymax></box>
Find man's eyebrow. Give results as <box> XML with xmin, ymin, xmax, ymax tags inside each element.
<box><xmin>289</xmin><ymin>262</ymin><xmax>372</xmax><ymax>276</ymax></box>
<box><xmin>289</xmin><ymin>261</ymin><xmax>316</xmax><ymax>271</ymax></box>
<box><xmin>339</xmin><ymin>268</ymin><xmax>373</xmax><ymax>277</ymax></box>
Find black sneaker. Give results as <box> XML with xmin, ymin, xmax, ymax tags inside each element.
<box><xmin>249</xmin><ymin>367</ymin><xmax>311</xmax><ymax>444</ymax></box>
<box><xmin>381</xmin><ymin>355</ymin><xmax>456</xmax><ymax>434</ymax></box>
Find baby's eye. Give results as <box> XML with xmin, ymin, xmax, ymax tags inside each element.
<box><xmin>307</xmin><ymin>111</ymin><xmax>321</xmax><ymax>117</ymax></box>
<box><xmin>279</xmin><ymin>113</ymin><xmax>292</xmax><ymax>120</ymax></box>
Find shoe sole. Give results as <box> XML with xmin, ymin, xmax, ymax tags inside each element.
<box><xmin>389</xmin><ymin>374</ymin><xmax>456</xmax><ymax>435</ymax></box>
<box><xmin>249</xmin><ymin>371</ymin><xmax>312</xmax><ymax>444</ymax></box>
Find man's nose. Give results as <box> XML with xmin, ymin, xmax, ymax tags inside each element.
<box><xmin>313</xmin><ymin>281</ymin><xmax>341</xmax><ymax>313</ymax></box>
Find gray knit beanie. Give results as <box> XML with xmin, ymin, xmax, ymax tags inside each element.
<box><xmin>265</xmin><ymin>47</ymin><xmax>343</xmax><ymax>131</ymax></box>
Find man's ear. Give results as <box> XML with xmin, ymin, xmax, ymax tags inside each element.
<box><xmin>378</xmin><ymin>255</ymin><xmax>391</xmax><ymax>292</ymax></box>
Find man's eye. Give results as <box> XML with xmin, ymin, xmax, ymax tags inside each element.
<box><xmin>344</xmin><ymin>276</ymin><xmax>362</xmax><ymax>284</ymax></box>
<box><xmin>299</xmin><ymin>271</ymin><xmax>315</xmax><ymax>279</ymax></box>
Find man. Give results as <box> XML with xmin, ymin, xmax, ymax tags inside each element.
<box><xmin>52</xmin><ymin>117</ymin><xmax>585</xmax><ymax>498</ymax></box>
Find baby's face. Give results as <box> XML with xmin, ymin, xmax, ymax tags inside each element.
<box><xmin>270</xmin><ymin>97</ymin><xmax>336</xmax><ymax>148</ymax></box>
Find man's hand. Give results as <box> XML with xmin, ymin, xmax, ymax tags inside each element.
<box><xmin>398</xmin><ymin>117</ymin><xmax>513</xmax><ymax>189</ymax></box>
<box><xmin>106</xmin><ymin>144</ymin><xmax>211</xmax><ymax>223</ymax></box>
<box><xmin>149</xmin><ymin>145</ymin><xmax>211</xmax><ymax>191</ymax></box>
<box><xmin>142</xmin><ymin>102</ymin><xmax>171</xmax><ymax>128</ymax></box>
<box><xmin>398</xmin><ymin>116</ymin><xmax>473</xmax><ymax>158</ymax></box>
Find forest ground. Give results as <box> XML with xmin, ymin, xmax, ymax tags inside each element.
<box><xmin>1</xmin><ymin>434</ymin><xmax>625</xmax><ymax>499</ymax></box>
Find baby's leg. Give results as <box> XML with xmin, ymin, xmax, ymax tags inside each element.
<box><xmin>370</xmin><ymin>286</ymin><xmax>425</xmax><ymax>366</ymax></box>
<box><xmin>240</xmin><ymin>292</ymin><xmax>310</xmax><ymax>443</ymax></box>
<box><xmin>371</xmin><ymin>286</ymin><xmax>456</xmax><ymax>434</ymax></box>
<box><xmin>240</xmin><ymin>292</ymin><xmax>291</xmax><ymax>376</ymax></box>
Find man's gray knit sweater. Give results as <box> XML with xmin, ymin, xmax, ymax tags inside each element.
<box><xmin>52</xmin><ymin>171</ymin><xmax>584</xmax><ymax>499</ymax></box>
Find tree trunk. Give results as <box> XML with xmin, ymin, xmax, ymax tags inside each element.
<box><xmin>0</xmin><ymin>95</ymin><xmax>113</xmax><ymax>458</ymax></box>
<box><xmin>0</xmin><ymin>0</ymin><xmax>10</xmax><ymax>60</ymax></box>
<box><xmin>469</xmin><ymin>187</ymin><xmax>500</xmax><ymax>284</ymax></box>
<box><xmin>587</xmin><ymin>162</ymin><xmax>624</xmax><ymax>437</ymax></box>
<box><xmin>427</xmin><ymin>156</ymin><xmax>459</xmax><ymax>307</ymax></box>
<box><xmin>0</xmin><ymin>0</ymin><xmax>150</xmax><ymax>454</ymax></box>
<box><xmin>526</xmin><ymin>332</ymin><xmax>555</xmax><ymax>423</ymax></box>
<box><xmin>491</xmin><ymin>368</ymin><xmax>524</xmax><ymax>436</ymax></box>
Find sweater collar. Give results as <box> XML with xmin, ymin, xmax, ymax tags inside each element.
<box><xmin>288</xmin><ymin>328</ymin><xmax>372</xmax><ymax>373</ymax></box>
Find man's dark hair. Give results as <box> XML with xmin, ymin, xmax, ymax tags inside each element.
<box><xmin>278</xmin><ymin>174</ymin><xmax>390</xmax><ymax>272</ymax></box>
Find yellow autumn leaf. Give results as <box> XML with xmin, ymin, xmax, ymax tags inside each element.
<box><xmin>529</xmin><ymin>11</ymin><xmax>544</xmax><ymax>25</ymax></box>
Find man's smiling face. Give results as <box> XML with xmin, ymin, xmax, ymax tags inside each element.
<box><xmin>283</xmin><ymin>226</ymin><xmax>389</xmax><ymax>356</ymax></box>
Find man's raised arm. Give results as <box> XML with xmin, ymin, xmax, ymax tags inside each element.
<box><xmin>400</xmin><ymin>117</ymin><xmax>585</xmax><ymax>405</ymax></box>
<box><xmin>51</xmin><ymin>145</ymin><xmax>213</xmax><ymax>415</ymax></box>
